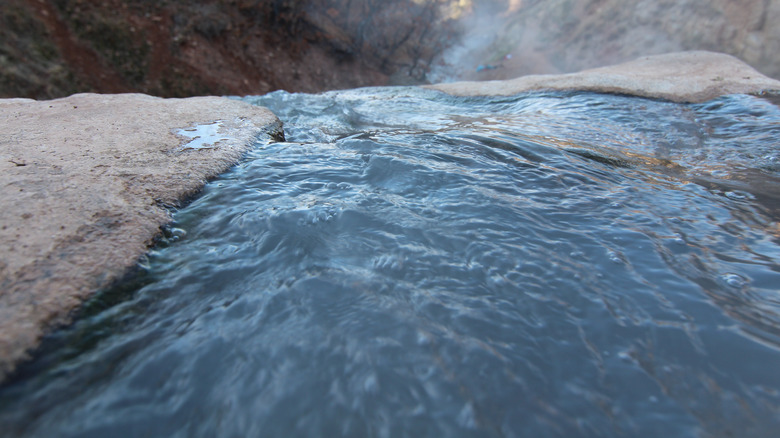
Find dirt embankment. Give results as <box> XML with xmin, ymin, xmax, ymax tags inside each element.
<box><xmin>1</xmin><ymin>0</ymin><xmax>452</xmax><ymax>99</ymax></box>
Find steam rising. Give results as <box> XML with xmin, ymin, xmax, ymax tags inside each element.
<box><xmin>428</xmin><ymin>0</ymin><xmax>780</xmax><ymax>83</ymax></box>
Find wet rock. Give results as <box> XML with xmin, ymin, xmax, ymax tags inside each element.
<box><xmin>428</xmin><ymin>51</ymin><xmax>780</xmax><ymax>103</ymax></box>
<box><xmin>0</xmin><ymin>93</ymin><xmax>281</xmax><ymax>381</ymax></box>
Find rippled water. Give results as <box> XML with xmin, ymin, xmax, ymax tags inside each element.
<box><xmin>2</xmin><ymin>88</ymin><xmax>780</xmax><ymax>437</ymax></box>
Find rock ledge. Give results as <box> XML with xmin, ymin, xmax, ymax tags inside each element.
<box><xmin>429</xmin><ymin>51</ymin><xmax>780</xmax><ymax>103</ymax></box>
<box><xmin>0</xmin><ymin>93</ymin><xmax>281</xmax><ymax>381</ymax></box>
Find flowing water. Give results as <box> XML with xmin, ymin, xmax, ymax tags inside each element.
<box><xmin>2</xmin><ymin>88</ymin><xmax>780</xmax><ymax>437</ymax></box>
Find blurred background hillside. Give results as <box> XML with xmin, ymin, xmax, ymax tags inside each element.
<box><xmin>434</xmin><ymin>0</ymin><xmax>780</xmax><ymax>83</ymax></box>
<box><xmin>2</xmin><ymin>0</ymin><xmax>778</xmax><ymax>99</ymax></box>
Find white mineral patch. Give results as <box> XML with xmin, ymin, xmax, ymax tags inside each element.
<box><xmin>177</xmin><ymin>121</ymin><xmax>231</xmax><ymax>150</ymax></box>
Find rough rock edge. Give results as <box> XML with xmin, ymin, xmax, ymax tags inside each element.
<box><xmin>0</xmin><ymin>93</ymin><xmax>282</xmax><ymax>382</ymax></box>
<box><xmin>428</xmin><ymin>51</ymin><xmax>780</xmax><ymax>103</ymax></box>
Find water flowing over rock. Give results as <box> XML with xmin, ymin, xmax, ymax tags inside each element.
<box><xmin>0</xmin><ymin>50</ymin><xmax>778</xmax><ymax>384</ymax></box>
<box><xmin>3</xmin><ymin>69</ymin><xmax>780</xmax><ymax>437</ymax></box>
<box><xmin>0</xmin><ymin>94</ymin><xmax>281</xmax><ymax>381</ymax></box>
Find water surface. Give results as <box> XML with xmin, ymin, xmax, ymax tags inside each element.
<box><xmin>2</xmin><ymin>88</ymin><xmax>779</xmax><ymax>437</ymax></box>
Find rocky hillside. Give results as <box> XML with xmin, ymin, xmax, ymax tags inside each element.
<box><xmin>0</xmin><ymin>0</ymin><xmax>455</xmax><ymax>99</ymax></box>
<box><xmin>2</xmin><ymin>0</ymin><xmax>778</xmax><ymax>99</ymax></box>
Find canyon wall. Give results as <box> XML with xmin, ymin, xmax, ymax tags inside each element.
<box><xmin>0</xmin><ymin>0</ymin><xmax>454</xmax><ymax>99</ymax></box>
<box><xmin>440</xmin><ymin>0</ymin><xmax>780</xmax><ymax>82</ymax></box>
<box><xmin>3</xmin><ymin>1</ymin><xmax>778</xmax><ymax>99</ymax></box>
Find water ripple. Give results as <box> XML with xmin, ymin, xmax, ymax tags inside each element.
<box><xmin>2</xmin><ymin>89</ymin><xmax>780</xmax><ymax>437</ymax></box>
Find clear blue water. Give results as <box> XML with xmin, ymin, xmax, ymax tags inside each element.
<box><xmin>2</xmin><ymin>88</ymin><xmax>780</xmax><ymax>437</ymax></box>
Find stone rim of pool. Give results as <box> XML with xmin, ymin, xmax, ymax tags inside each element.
<box><xmin>428</xmin><ymin>51</ymin><xmax>780</xmax><ymax>103</ymax></box>
<box><xmin>0</xmin><ymin>94</ymin><xmax>283</xmax><ymax>381</ymax></box>
<box><xmin>0</xmin><ymin>50</ymin><xmax>778</xmax><ymax>383</ymax></box>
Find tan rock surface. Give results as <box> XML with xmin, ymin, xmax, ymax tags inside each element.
<box><xmin>429</xmin><ymin>51</ymin><xmax>780</xmax><ymax>103</ymax></box>
<box><xmin>0</xmin><ymin>93</ymin><xmax>282</xmax><ymax>381</ymax></box>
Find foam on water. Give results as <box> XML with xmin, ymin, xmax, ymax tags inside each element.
<box><xmin>1</xmin><ymin>88</ymin><xmax>779</xmax><ymax>437</ymax></box>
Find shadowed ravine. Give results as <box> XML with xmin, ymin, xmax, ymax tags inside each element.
<box><xmin>1</xmin><ymin>88</ymin><xmax>779</xmax><ymax>437</ymax></box>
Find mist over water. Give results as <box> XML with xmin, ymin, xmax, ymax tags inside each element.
<box><xmin>1</xmin><ymin>87</ymin><xmax>779</xmax><ymax>437</ymax></box>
